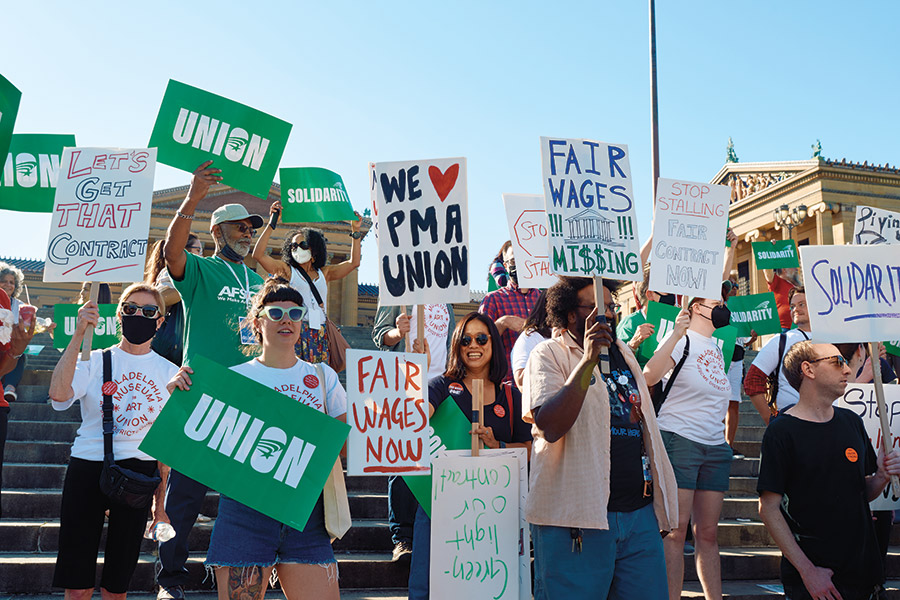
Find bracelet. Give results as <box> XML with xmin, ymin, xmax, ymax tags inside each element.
<box><xmin>175</xmin><ymin>211</ymin><xmax>194</xmax><ymax>221</ymax></box>
<box><xmin>498</xmin><ymin>441</ymin><xmax>506</xmax><ymax>449</ymax></box>
<box><xmin>8</xmin><ymin>352</ymin><xmax>23</xmax><ymax>360</ymax></box>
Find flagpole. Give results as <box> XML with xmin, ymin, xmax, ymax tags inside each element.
<box><xmin>649</xmin><ymin>0</ymin><xmax>660</xmax><ymax>204</ymax></box>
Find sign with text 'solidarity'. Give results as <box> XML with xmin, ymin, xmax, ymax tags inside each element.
<box><xmin>751</xmin><ymin>239</ymin><xmax>799</xmax><ymax>269</ymax></box>
<box><xmin>0</xmin><ymin>134</ymin><xmax>77</xmax><ymax>212</ymax></box>
<box><xmin>149</xmin><ymin>80</ymin><xmax>292</xmax><ymax>199</ymax></box>
<box><xmin>279</xmin><ymin>167</ymin><xmax>357</xmax><ymax>223</ymax></box>
<box><xmin>726</xmin><ymin>292</ymin><xmax>782</xmax><ymax>337</ymax></box>
<box><xmin>140</xmin><ymin>355</ymin><xmax>349</xmax><ymax>530</ymax></box>
<box><xmin>540</xmin><ymin>137</ymin><xmax>641</xmax><ymax>282</ymax></box>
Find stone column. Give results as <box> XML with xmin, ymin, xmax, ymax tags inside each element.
<box><xmin>815</xmin><ymin>207</ymin><xmax>834</xmax><ymax>245</ymax></box>
<box><xmin>341</xmin><ymin>266</ymin><xmax>359</xmax><ymax>327</ymax></box>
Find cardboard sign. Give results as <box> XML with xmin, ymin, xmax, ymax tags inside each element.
<box><xmin>53</xmin><ymin>303</ymin><xmax>119</xmax><ymax>349</ymax></box>
<box><xmin>649</xmin><ymin>178</ymin><xmax>730</xmax><ymax>299</ymax></box>
<box><xmin>540</xmin><ymin>137</ymin><xmax>641</xmax><ymax>281</ymax></box>
<box><xmin>0</xmin><ymin>74</ymin><xmax>21</xmax><ymax>167</ymax></box>
<box><xmin>430</xmin><ymin>453</ymin><xmax>520</xmax><ymax>600</ymax></box>
<box><xmin>346</xmin><ymin>349</ymin><xmax>429</xmax><ymax>476</ymax></box>
<box><xmin>800</xmin><ymin>245</ymin><xmax>900</xmax><ymax>343</ymax></box>
<box><xmin>726</xmin><ymin>292</ymin><xmax>782</xmax><ymax>337</ymax></box>
<box><xmin>149</xmin><ymin>80</ymin><xmax>292</xmax><ymax>199</ymax></box>
<box><xmin>501</xmin><ymin>193</ymin><xmax>558</xmax><ymax>289</ymax></box>
<box><xmin>280</xmin><ymin>167</ymin><xmax>357</xmax><ymax>223</ymax></box>
<box><xmin>853</xmin><ymin>205</ymin><xmax>900</xmax><ymax>245</ymax></box>
<box><xmin>0</xmin><ymin>134</ymin><xmax>77</xmax><ymax>212</ymax></box>
<box><xmin>139</xmin><ymin>355</ymin><xmax>349</xmax><ymax>529</ymax></box>
<box><xmin>403</xmin><ymin>396</ymin><xmax>472</xmax><ymax>516</ymax></box>
<box><xmin>752</xmin><ymin>239</ymin><xmax>800</xmax><ymax>269</ymax></box>
<box><xmin>836</xmin><ymin>384</ymin><xmax>900</xmax><ymax>510</ymax></box>
<box><xmin>43</xmin><ymin>147</ymin><xmax>156</xmax><ymax>283</ymax></box>
<box><xmin>374</xmin><ymin>157</ymin><xmax>469</xmax><ymax>305</ymax></box>
<box><xmin>639</xmin><ymin>301</ymin><xmax>736</xmax><ymax>370</ymax></box>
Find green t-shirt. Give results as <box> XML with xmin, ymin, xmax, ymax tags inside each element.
<box><xmin>172</xmin><ymin>252</ymin><xmax>264</xmax><ymax>368</ymax></box>
<box><xmin>616</xmin><ymin>310</ymin><xmax>649</xmax><ymax>367</ymax></box>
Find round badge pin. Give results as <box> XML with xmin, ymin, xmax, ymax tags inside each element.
<box><xmin>448</xmin><ymin>382</ymin><xmax>464</xmax><ymax>396</ymax></box>
<box><xmin>303</xmin><ymin>375</ymin><xmax>320</xmax><ymax>389</ymax></box>
<box><xmin>590</xmin><ymin>375</ymin><xmax>597</xmax><ymax>386</ymax></box>
<box><xmin>617</xmin><ymin>375</ymin><xmax>629</xmax><ymax>386</ymax></box>
<box><xmin>493</xmin><ymin>404</ymin><xmax>506</xmax><ymax>418</ymax></box>
<box><xmin>101</xmin><ymin>382</ymin><xmax>117</xmax><ymax>396</ymax></box>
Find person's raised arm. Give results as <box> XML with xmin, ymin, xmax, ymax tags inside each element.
<box><xmin>251</xmin><ymin>201</ymin><xmax>290</xmax><ymax>279</ymax></box>
<box><xmin>49</xmin><ymin>302</ymin><xmax>98</xmax><ymax>403</ymax></box>
<box><xmin>640</xmin><ymin>233</ymin><xmax>653</xmax><ymax>265</ymax></box>
<box><xmin>642</xmin><ymin>301</ymin><xmax>690</xmax><ymax>386</ymax></box>
<box><xmin>164</xmin><ymin>161</ymin><xmax>222</xmax><ymax>281</ymax></box>
<box><xmin>723</xmin><ymin>228</ymin><xmax>738</xmax><ymax>279</ymax></box>
<box><xmin>324</xmin><ymin>213</ymin><xmax>363</xmax><ymax>282</ymax></box>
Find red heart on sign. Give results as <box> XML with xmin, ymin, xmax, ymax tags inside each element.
<box><xmin>428</xmin><ymin>164</ymin><xmax>459</xmax><ymax>202</ymax></box>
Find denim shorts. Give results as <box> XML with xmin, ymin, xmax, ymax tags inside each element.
<box><xmin>660</xmin><ymin>430</ymin><xmax>733</xmax><ymax>492</ymax></box>
<box><xmin>206</xmin><ymin>494</ymin><xmax>334</xmax><ymax>567</ymax></box>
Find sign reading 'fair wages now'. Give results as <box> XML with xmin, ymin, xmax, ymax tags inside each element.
<box><xmin>502</xmin><ymin>194</ymin><xmax>557</xmax><ymax>289</ymax></box>
<box><xmin>279</xmin><ymin>167</ymin><xmax>357</xmax><ymax>223</ymax></box>
<box><xmin>346</xmin><ymin>349</ymin><xmax>429</xmax><ymax>476</ymax></box>
<box><xmin>0</xmin><ymin>73</ymin><xmax>21</xmax><ymax>168</ymax></box>
<box><xmin>149</xmin><ymin>80</ymin><xmax>292</xmax><ymax>199</ymax></box>
<box><xmin>53</xmin><ymin>304</ymin><xmax>119</xmax><ymax>349</ymax></box>
<box><xmin>800</xmin><ymin>244</ymin><xmax>900</xmax><ymax>343</ymax></box>
<box><xmin>140</xmin><ymin>355</ymin><xmax>349</xmax><ymax>530</ymax></box>
<box><xmin>0</xmin><ymin>134</ymin><xmax>77</xmax><ymax>213</ymax></box>
<box><xmin>649</xmin><ymin>178</ymin><xmax>730</xmax><ymax>299</ymax></box>
<box><xmin>540</xmin><ymin>137</ymin><xmax>641</xmax><ymax>282</ymax></box>
<box><xmin>751</xmin><ymin>239</ymin><xmax>799</xmax><ymax>269</ymax></box>
<box><xmin>853</xmin><ymin>205</ymin><xmax>900</xmax><ymax>246</ymax></box>
<box><xmin>375</xmin><ymin>157</ymin><xmax>469</xmax><ymax>305</ymax></box>
<box><xmin>43</xmin><ymin>148</ymin><xmax>156</xmax><ymax>283</ymax></box>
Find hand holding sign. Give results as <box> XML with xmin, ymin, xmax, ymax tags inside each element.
<box><xmin>189</xmin><ymin>160</ymin><xmax>223</xmax><ymax>199</ymax></box>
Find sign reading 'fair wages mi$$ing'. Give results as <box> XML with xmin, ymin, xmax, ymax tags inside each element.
<box><xmin>540</xmin><ymin>137</ymin><xmax>642</xmax><ymax>282</ymax></box>
<box><xmin>800</xmin><ymin>244</ymin><xmax>900</xmax><ymax>344</ymax></box>
<box><xmin>140</xmin><ymin>355</ymin><xmax>349</xmax><ymax>530</ymax></box>
<box><xmin>279</xmin><ymin>167</ymin><xmax>357</xmax><ymax>224</ymax></box>
<box><xmin>649</xmin><ymin>178</ymin><xmax>730</xmax><ymax>300</ymax></box>
<box><xmin>0</xmin><ymin>134</ymin><xmax>76</xmax><ymax>213</ymax></box>
<box><xmin>502</xmin><ymin>194</ymin><xmax>558</xmax><ymax>289</ymax></box>
<box><xmin>149</xmin><ymin>80</ymin><xmax>292</xmax><ymax>200</ymax></box>
<box><xmin>374</xmin><ymin>157</ymin><xmax>469</xmax><ymax>306</ymax></box>
<box><xmin>43</xmin><ymin>147</ymin><xmax>157</xmax><ymax>283</ymax></box>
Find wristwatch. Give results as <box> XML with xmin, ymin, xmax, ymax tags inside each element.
<box><xmin>349</xmin><ymin>231</ymin><xmax>363</xmax><ymax>240</ymax></box>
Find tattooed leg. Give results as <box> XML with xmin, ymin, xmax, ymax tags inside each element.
<box><xmin>215</xmin><ymin>566</ymin><xmax>274</xmax><ymax>600</ymax></box>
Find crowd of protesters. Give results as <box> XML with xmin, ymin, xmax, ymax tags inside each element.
<box><xmin>0</xmin><ymin>160</ymin><xmax>892</xmax><ymax>600</ymax></box>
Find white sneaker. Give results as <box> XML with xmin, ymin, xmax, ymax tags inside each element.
<box><xmin>3</xmin><ymin>385</ymin><xmax>16</xmax><ymax>402</ymax></box>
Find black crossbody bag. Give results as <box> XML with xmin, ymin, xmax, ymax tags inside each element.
<box><xmin>98</xmin><ymin>349</ymin><xmax>161</xmax><ymax>509</ymax></box>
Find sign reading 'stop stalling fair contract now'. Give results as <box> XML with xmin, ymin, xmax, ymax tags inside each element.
<box><xmin>43</xmin><ymin>147</ymin><xmax>157</xmax><ymax>283</ymax></box>
<box><xmin>540</xmin><ymin>137</ymin><xmax>642</xmax><ymax>282</ymax></box>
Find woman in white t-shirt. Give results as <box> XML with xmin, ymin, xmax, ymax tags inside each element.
<box><xmin>170</xmin><ymin>277</ymin><xmax>347</xmax><ymax>600</ymax></box>
<box><xmin>642</xmin><ymin>295</ymin><xmax>733</xmax><ymax>600</ymax></box>
<box><xmin>252</xmin><ymin>201</ymin><xmax>364</xmax><ymax>364</ymax></box>
<box><xmin>48</xmin><ymin>283</ymin><xmax>184</xmax><ymax>599</ymax></box>
<box><xmin>510</xmin><ymin>290</ymin><xmax>552</xmax><ymax>389</ymax></box>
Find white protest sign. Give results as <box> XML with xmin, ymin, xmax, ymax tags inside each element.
<box><xmin>836</xmin><ymin>384</ymin><xmax>900</xmax><ymax>510</ymax></box>
<box><xmin>44</xmin><ymin>147</ymin><xmax>157</xmax><ymax>283</ymax></box>
<box><xmin>430</xmin><ymin>453</ymin><xmax>520</xmax><ymax>600</ymax></box>
<box><xmin>853</xmin><ymin>205</ymin><xmax>900</xmax><ymax>245</ymax></box>
<box><xmin>501</xmin><ymin>193</ymin><xmax>557</xmax><ymax>289</ymax></box>
<box><xmin>649</xmin><ymin>178</ymin><xmax>730</xmax><ymax>299</ymax></box>
<box><xmin>346</xmin><ymin>349</ymin><xmax>429</xmax><ymax>476</ymax></box>
<box><xmin>540</xmin><ymin>137</ymin><xmax>642</xmax><ymax>282</ymax></box>
<box><xmin>800</xmin><ymin>244</ymin><xmax>900</xmax><ymax>343</ymax></box>
<box><xmin>375</xmin><ymin>157</ymin><xmax>469</xmax><ymax>306</ymax></box>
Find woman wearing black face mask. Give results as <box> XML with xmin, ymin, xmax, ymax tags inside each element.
<box><xmin>48</xmin><ymin>283</ymin><xmax>189</xmax><ymax>598</ymax></box>
<box><xmin>642</xmin><ymin>295</ymin><xmax>734</xmax><ymax>600</ymax></box>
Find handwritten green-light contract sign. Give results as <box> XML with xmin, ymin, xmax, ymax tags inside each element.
<box><xmin>149</xmin><ymin>80</ymin><xmax>292</xmax><ymax>199</ymax></box>
<box><xmin>139</xmin><ymin>355</ymin><xmax>349</xmax><ymax>529</ymax></box>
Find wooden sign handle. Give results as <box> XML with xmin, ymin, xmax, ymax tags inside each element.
<box><xmin>472</xmin><ymin>379</ymin><xmax>483</xmax><ymax>457</ymax></box>
<box><xmin>593</xmin><ymin>277</ymin><xmax>610</xmax><ymax>375</ymax></box>
<box><xmin>417</xmin><ymin>305</ymin><xmax>425</xmax><ymax>350</ymax></box>
<box><xmin>870</xmin><ymin>342</ymin><xmax>900</xmax><ymax>499</ymax></box>
<box><xmin>400</xmin><ymin>305</ymin><xmax>410</xmax><ymax>350</ymax></box>
<box><xmin>80</xmin><ymin>282</ymin><xmax>99</xmax><ymax>361</ymax></box>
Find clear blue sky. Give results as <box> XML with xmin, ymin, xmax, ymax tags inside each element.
<box><xmin>2</xmin><ymin>1</ymin><xmax>898</xmax><ymax>289</ymax></box>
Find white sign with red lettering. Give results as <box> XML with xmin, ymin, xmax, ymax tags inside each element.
<box><xmin>502</xmin><ymin>194</ymin><xmax>558</xmax><ymax>289</ymax></box>
<box><xmin>43</xmin><ymin>147</ymin><xmax>157</xmax><ymax>283</ymax></box>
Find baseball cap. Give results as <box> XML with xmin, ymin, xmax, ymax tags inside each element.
<box><xmin>210</xmin><ymin>204</ymin><xmax>264</xmax><ymax>229</ymax></box>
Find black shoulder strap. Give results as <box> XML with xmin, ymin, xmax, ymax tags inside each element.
<box><xmin>661</xmin><ymin>335</ymin><xmax>691</xmax><ymax>399</ymax></box>
<box><xmin>295</xmin><ymin>266</ymin><xmax>324</xmax><ymax>307</ymax></box>
<box><xmin>777</xmin><ymin>332</ymin><xmax>788</xmax><ymax>362</ymax></box>
<box><xmin>102</xmin><ymin>349</ymin><xmax>115</xmax><ymax>461</ymax></box>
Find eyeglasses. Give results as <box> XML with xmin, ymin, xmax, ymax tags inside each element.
<box><xmin>808</xmin><ymin>355</ymin><xmax>849</xmax><ymax>368</ymax></box>
<box><xmin>186</xmin><ymin>244</ymin><xmax>203</xmax><ymax>255</ymax></box>
<box><xmin>288</xmin><ymin>240</ymin><xmax>310</xmax><ymax>251</ymax></box>
<box><xmin>121</xmin><ymin>302</ymin><xmax>160</xmax><ymax>319</ymax></box>
<box><xmin>577</xmin><ymin>303</ymin><xmax>621</xmax><ymax>313</ymax></box>
<box><xmin>259</xmin><ymin>305</ymin><xmax>308</xmax><ymax>322</ymax></box>
<box><xmin>226</xmin><ymin>222</ymin><xmax>256</xmax><ymax>236</ymax></box>
<box><xmin>460</xmin><ymin>333</ymin><xmax>490</xmax><ymax>347</ymax></box>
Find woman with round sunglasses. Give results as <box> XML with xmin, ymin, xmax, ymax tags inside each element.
<box><xmin>48</xmin><ymin>283</ymin><xmax>188</xmax><ymax>599</ymax></box>
<box><xmin>169</xmin><ymin>277</ymin><xmax>347</xmax><ymax>600</ymax></box>
<box><xmin>407</xmin><ymin>311</ymin><xmax>533</xmax><ymax>599</ymax></box>
<box><xmin>252</xmin><ymin>201</ymin><xmax>364</xmax><ymax>364</ymax></box>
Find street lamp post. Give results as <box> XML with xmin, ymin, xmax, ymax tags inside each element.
<box><xmin>773</xmin><ymin>204</ymin><xmax>808</xmax><ymax>239</ymax></box>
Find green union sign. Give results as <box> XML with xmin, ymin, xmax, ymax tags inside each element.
<box><xmin>0</xmin><ymin>134</ymin><xmax>77</xmax><ymax>212</ymax></box>
<box><xmin>140</xmin><ymin>355</ymin><xmax>349</xmax><ymax>529</ymax></box>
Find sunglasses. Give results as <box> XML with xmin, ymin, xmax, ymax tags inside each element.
<box><xmin>808</xmin><ymin>355</ymin><xmax>849</xmax><ymax>368</ymax></box>
<box><xmin>121</xmin><ymin>302</ymin><xmax>160</xmax><ymax>319</ymax></box>
<box><xmin>289</xmin><ymin>240</ymin><xmax>310</xmax><ymax>251</ymax></box>
<box><xmin>259</xmin><ymin>305</ymin><xmax>308</xmax><ymax>322</ymax></box>
<box><xmin>226</xmin><ymin>222</ymin><xmax>256</xmax><ymax>236</ymax></box>
<box><xmin>460</xmin><ymin>333</ymin><xmax>490</xmax><ymax>347</ymax></box>
<box><xmin>577</xmin><ymin>303</ymin><xmax>621</xmax><ymax>313</ymax></box>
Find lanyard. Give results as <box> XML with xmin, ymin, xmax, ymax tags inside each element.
<box><xmin>217</xmin><ymin>257</ymin><xmax>252</xmax><ymax>309</ymax></box>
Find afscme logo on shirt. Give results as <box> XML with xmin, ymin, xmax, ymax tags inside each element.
<box><xmin>184</xmin><ymin>393</ymin><xmax>317</xmax><ymax>488</ymax></box>
<box><xmin>218</xmin><ymin>285</ymin><xmax>252</xmax><ymax>301</ymax></box>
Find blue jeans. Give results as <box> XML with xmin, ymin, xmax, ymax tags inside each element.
<box><xmin>157</xmin><ymin>471</ymin><xmax>209</xmax><ymax>587</ymax></box>
<box><xmin>388</xmin><ymin>475</ymin><xmax>417</xmax><ymax>545</ymax></box>
<box><xmin>408</xmin><ymin>505</ymin><xmax>431</xmax><ymax>600</ymax></box>
<box><xmin>531</xmin><ymin>504</ymin><xmax>667</xmax><ymax>600</ymax></box>
<box><xmin>1</xmin><ymin>354</ymin><xmax>24</xmax><ymax>388</ymax></box>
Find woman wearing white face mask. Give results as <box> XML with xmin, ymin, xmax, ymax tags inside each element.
<box><xmin>252</xmin><ymin>201</ymin><xmax>363</xmax><ymax>363</ymax></box>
